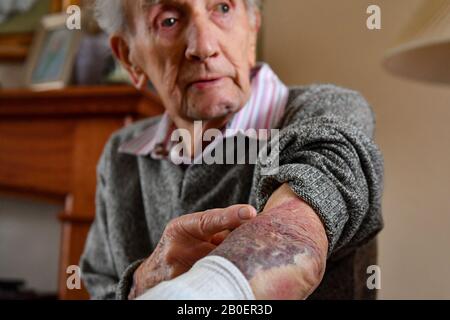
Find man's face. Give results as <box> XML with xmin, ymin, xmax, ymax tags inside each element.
<box><xmin>125</xmin><ymin>0</ymin><xmax>259</xmax><ymax>122</ymax></box>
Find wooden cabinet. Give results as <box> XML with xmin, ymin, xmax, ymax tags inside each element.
<box><xmin>0</xmin><ymin>86</ymin><xmax>163</xmax><ymax>299</ymax></box>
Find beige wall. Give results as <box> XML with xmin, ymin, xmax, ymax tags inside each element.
<box><xmin>0</xmin><ymin>196</ymin><xmax>61</xmax><ymax>293</ymax></box>
<box><xmin>263</xmin><ymin>0</ymin><xmax>450</xmax><ymax>299</ymax></box>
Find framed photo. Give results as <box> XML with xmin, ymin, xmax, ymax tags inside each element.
<box><xmin>0</xmin><ymin>0</ymin><xmax>66</xmax><ymax>61</ymax></box>
<box><xmin>24</xmin><ymin>13</ymin><xmax>81</xmax><ymax>91</ymax></box>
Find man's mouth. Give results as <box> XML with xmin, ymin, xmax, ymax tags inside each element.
<box><xmin>188</xmin><ymin>77</ymin><xmax>225</xmax><ymax>90</ymax></box>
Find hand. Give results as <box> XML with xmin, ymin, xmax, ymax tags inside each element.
<box><xmin>128</xmin><ymin>205</ymin><xmax>257</xmax><ymax>299</ymax></box>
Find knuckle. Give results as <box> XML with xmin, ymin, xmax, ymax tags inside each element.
<box><xmin>165</xmin><ymin>219</ymin><xmax>180</xmax><ymax>238</ymax></box>
<box><xmin>166</xmin><ymin>218</ymin><xmax>176</xmax><ymax>230</ymax></box>
<box><xmin>198</xmin><ymin>213</ymin><xmax>211</xmax><ymax>232</ymax></box>
<box><xmin>219</xmin><ymin>213</ymin><xmax>230</xmax><ymax>226</ymax></box>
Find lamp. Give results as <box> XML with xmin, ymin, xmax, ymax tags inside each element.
<box><xmin>383</xmin><ymin>0</ymin><xmax>450</xmax><ymax>84</ymax></box>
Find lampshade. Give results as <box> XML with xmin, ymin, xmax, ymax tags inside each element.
<box><xmin>383</xmin><ymin>0</ymin><xmax>450</xmax><ymax>84</ymax></box>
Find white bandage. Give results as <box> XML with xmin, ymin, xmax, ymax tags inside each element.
<box><xmin>136</xmin><ymin>256</ymin><xmax>255</xmax><ymax>300</ymax></box>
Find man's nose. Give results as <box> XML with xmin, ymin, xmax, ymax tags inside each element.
<box><xmin>185</xmin><ymin>17</ymin><xmax>219</xmax><ymax>62</ymax></box>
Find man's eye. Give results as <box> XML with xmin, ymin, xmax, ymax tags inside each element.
<box><xmin>161</xmin><ymin>17</ymin><xmax>178</xmax><ymax>28</ymax></box>
<box><xmin>216</xmin><ymin>3</ymin><xmax>230</xmax><ymax>14</ymax></box>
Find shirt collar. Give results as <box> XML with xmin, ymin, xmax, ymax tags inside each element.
<box><xmin>118</xmin><ymin>62</ymin><xmax>289</xmax><ymax>158</ymax></box>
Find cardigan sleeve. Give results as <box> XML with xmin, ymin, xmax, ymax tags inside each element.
<box><xmin>79</xmin><ymin>140</ymin><xmax>144</xmax><ymax>300</ymax></box>
<box><xmin>253</xmin><ymin>84</ymin><xmax>384</xmax><ymax>257</ymax></box>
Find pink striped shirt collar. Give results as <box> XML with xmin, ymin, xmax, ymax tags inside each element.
<box><xmin>119</xmin><ymin>63</ymin><xmax>289</xmax><ymax>159</ymax></box>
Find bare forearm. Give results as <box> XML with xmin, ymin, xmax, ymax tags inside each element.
<box><xmin>211</xmin><ymin>185</ymin><xmax>328</xmax><ymax>300</ymax></box>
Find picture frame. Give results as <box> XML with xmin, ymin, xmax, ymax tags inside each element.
<box><xmin>24</xmin><ymin>13</ymin><xmax>81</xmax><ymax>91</ymax></box>
<box><xmin>0</xmin><ymin>0</ymin><xmax>65</xmax><ymax>61</ymax></box>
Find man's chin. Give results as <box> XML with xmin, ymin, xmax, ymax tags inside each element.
<box><xmin>186</xmin><ymin>103</ymin><xmax>240</xmax><ymax>121</ymax></box>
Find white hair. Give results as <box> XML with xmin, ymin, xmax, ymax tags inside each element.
<box><xmin>95</xmin><ymin>0</ymin><xmax>261</xmax><ymax>34</ymax></box>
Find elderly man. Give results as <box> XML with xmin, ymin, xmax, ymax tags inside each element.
<box><xmin>80</xmin><ymin>0</ymin><xmax>383</xmax><ymax>300</ymax></box>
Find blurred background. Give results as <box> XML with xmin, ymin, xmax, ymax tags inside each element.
<box><xmin>0</xmin><ymin>0</ymin><xmax>449</xmax><ymax>299</ymax></box>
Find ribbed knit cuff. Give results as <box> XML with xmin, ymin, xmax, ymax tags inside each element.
<box><xmin>116</xmin><ymin>259</ymin><xmax>146</xmax><ymax>300</ymax></box>
<box><xmin>136</xmin><ymin>256</ymin><xmax>255</xmax><ymax>300</ymax></box>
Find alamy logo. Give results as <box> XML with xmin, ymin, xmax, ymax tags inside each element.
<box><xmin>66</xmin><ymin>5</ymin><xmax>81</xmax><ymax>30</ymax></box>
<box><xmin>66</xmin><ymin>265</ymin><xmax>82</xmax><ymax>290</ymax></box>
<box><xmin>367</xmin><ymin>5</ymin><xmax>382</xmax><ymax>30</ymax></box>
<box><xmin>367</xmin><ymin>265</ymin><xmax>382</xmax><ymax>290</ymax></box>
<box><xmin>168</xmin><ymin>121</ymin><xmax>280</xmax><ymax>175</ymax></box>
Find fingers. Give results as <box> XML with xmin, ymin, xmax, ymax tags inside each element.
<box><xmin>174</xmin><ymin>205</ymin><xmax>257</xmax><ymax>241</ymax></box>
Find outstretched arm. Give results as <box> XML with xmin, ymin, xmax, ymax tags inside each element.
<box><xmin>211</xmin><ymin>183</ymin><xmax>328</xmax><ymax>300</ymax></box>
<box><xmin>136</xmin><ymin>86</ymin><xmax>383</xmax><ymax>300</ymax></box>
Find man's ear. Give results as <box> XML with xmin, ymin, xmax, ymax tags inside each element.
<box><xmin>110</xmin><ymin>34</ymin><xmax>148</xmax><ymax>90</ymax></box>
<box><xmin>248</xmin><ymin>10</ymin><xmax>262</xmax><ymax>67</ymax></box>
<box><xmin>252</xmin><ymin>9</ymin><xmax>262</xmax><ymax>34</ymax></box>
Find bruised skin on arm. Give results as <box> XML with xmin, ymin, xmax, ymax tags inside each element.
<box><xmin>211</xmin><ymin>184</ymin><xmax>329</xmax><ymax>300</ymax></box>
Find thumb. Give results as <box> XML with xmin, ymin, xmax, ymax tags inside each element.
<box><xmin>176</xmin><ymin>205</ymin><xmax>257</xmax><ymax>241</ymax></box>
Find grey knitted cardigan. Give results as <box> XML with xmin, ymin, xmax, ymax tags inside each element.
<box><xmin>80</xmin><ymin>84</ymin><xmax>384</xmax><ymax>300</ymax></box>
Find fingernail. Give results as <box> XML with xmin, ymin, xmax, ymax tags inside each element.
<box><xmin>238</xmin><ymin>207</ymin><xmax>253</xmax><ymax>220</ymax></box>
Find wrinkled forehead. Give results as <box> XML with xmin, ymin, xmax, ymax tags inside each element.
<box><xmin>123</xmin><ymin>0</ymin><xmax>171</xmax><ymax>23</ymax></box>
<box><xmin>141</xmin><ymin>0</ymin><xmax>161</xmax><ymax>7</ymax></box>
<box><xmin>122</xmin><ymin>0</ymin><xmax>157</xmax><ymax>31</ymax></box>
<box><xmin>126</xmin><ymin>0</ymin><xmax>178</xmax><ymax>12</ymax></box>
<box><xmin>125</xmin><ymin>0</ymin><xmax>251</xmax><ymax>17</ymax></box>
